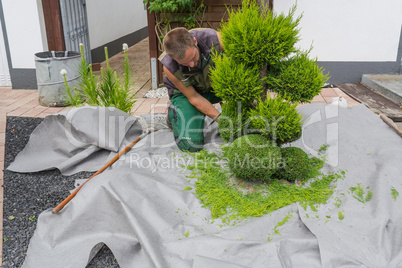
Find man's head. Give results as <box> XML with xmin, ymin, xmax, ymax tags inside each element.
<box><xmin>163</xmin><ymin>27</ymin><xmax>200</xmax><ymax>68</ymax></box>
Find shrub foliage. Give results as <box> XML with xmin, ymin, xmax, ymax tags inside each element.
<box><xmin>249</xmin><ymin>96</ymin><xmax>303</xmax><ymax>145</ymax></box>
<box><xmin>266</xmin><ymin>51</ymin><xmax>329</xmax><ymax>102</ymax></box>
<box><xmin>224</xmin><ymin>134</ymin><xmax>282</xmax><ymax>182</ymax></box>
<box><xmin>220</xmin><ymin>1</ymin><xmax>301</xmax><ymax>68</ymax></box>
<box><xmin>275</xmin><ymin>147</ymin><xmax>324</xmax><ymax>182</ymax></box>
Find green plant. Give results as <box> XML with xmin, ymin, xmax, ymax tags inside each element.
<box><xmin>210</xmin><ymin>55</ymin><xmax>264</xmax><ymax>105</ymax></box>
<box><xmin>185</xmin><ymin>149</ymin><xmax>343</xmax><ymax>224</ymax></box>
<box><xmin>28</xmin><ymin>215</ymin><xmax>36</xmax><ymax>222</ymax></box>
<box><xmin>224</xmin><ymin>134</ymin><xmax>282</xmax><ymax>182</ymax></box>
<box><xmin>145</xmin><ymin>0</ymin><xmax>195</xmax><ymax>13</ymax></box>
<box><xmin>218</xmin><ymin>101</ymin><xmax>249</xmax><ymax>142</ymax></box>
<box><xmin>211</xmin><ymin>0</ymin><xmax>329</xmax><ymax>147</ymax></box>
<box><xmin>275</xmin><ymin>147</ymin><xmax>323</xmax><ymax>183</ymax></box>
<box><xmin>220</xmin><ymin>1</ymin><xmax>300</xmax><ymax>68</ymax></box>
<box><xmin>338</xmin><ymin>211</ymin><xmax>344</xmax><ymax>221</ymax></box>
<box><xmin>265</xmin><ymin>50</ymin><xmax>329</xmax><ymax>102</ymax></box>
<box><xmin>63</xmin><ymin>43</ymin><xmax>136</xmax><ymax>114</ymax></box>
<box><xmin>249</xmin><ymin>95</ymin><xmax>303</xmax><ymax>145</ymax></box>
<box><xmin>391</xmin><ymin>186</ymin><xmax>399</xmax><ymax>201</ymax></box>
<box><xmin>319</xmin><ymin>144</ymin><xmax>330</xmax><ymax>153</ymax></box>
<box><xmin>144</xmin><ymin>0</ymin><xmax>205</xmax><ymax>46</ymax></box>
<box><xmin>349</xmin><ymin>183</ymin><xmax>373</xmax><ymax>204</ymax></box>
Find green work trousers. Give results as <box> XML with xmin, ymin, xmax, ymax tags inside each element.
<box><xmin>169</xmin><ymin>92</ymin><xmax>221</xmax><ymax>152</ymax></box>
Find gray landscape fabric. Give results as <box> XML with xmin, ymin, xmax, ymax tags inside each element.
<box><xmin>7</xmin><ymin>104</ymin><xmax>402</xmax><ymax>267</ymax></box>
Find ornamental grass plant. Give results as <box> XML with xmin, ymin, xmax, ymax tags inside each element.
<box><xmin>62</xmin><ymin>43</ymin><xmax>136</xmax><ymax>114</ymax></box>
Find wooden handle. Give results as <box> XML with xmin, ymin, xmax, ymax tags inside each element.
<box><xmin>52</xmin><ymin>135</ymin><xmax>143</xmax><ymax>214</ymax></box>
<box><xmin>380</xmin><ymin>114</ymin><xmax>402</xmax><ymax>137</ymax></box>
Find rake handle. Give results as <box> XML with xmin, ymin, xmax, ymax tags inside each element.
<box><xmin>52</xmin><ymin>135</ymin><xmax>143</xmax><ymax>214</ymax></box>
<box><xmin>380</xmin><ymin>114</ymin><xmax>402</xmax><ymax>138</ymax></box>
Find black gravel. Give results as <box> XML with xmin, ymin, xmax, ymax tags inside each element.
<box><xmin>2</xmin><ymin>116</ymin><xmax>120</xmax><ymax>267</ymax></box>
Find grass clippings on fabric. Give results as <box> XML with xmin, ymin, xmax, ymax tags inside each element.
<box><xmin>185</xmin><ymin>149</ymin><xmax>345</xmax><ymax>225</ymax></box>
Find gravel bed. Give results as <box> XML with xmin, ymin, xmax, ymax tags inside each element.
<box><xmin>143</xmin><ymin>87</ymin><xmax>169</xmax><ymax>98</ymax></box>
<box><xmin>2</xmin><ymin>116</ymin><xmax>119</xmax><ymax>267</ymax></box>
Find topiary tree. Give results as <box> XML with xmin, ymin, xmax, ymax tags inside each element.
<box><xmin>275</xmin><ymin>147</ymin><xmax>323</xmax><ymax>183</ymax></box>
<box><xmin>249</xmin><ymin>95</ymin><xmax>303</xmax><ymax>145</ymax></box>
<box><xmin>210</xmin><ymin>0</ymin><xmax>329</xmax><ymax>143</ymax></box>
<box><xmin>224</xmin><ymin>134</ymin><xmax>282</xmax><ymax>182</ymax></box>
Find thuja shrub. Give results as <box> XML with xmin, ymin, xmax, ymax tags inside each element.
<box><xmin>265</xmin><ymin>51</ymin><xmax>329</xmax><ymax>103</ymax></box>
<box><xmin>275</xmin><ymin>147</ymin><xmax>323</xmax><ymax>182</ymax></box>
<box><xmin>218</xmin><ymin>100</ymin><xmax>251</xmax><ymax>142</ymax></box>
<box><xmin>210</xmin><ymin>55</ymin><xmax>263</xmax><ymax>104</ymax></box>
<box><xmin>224</xmin><ymin>134</ymin><xmax>282</xmax><ymax>182</ymax></box>
<box><xmin>249</xmin><ymin>96</ymin><xmax>303</xmax><ymax>145</ymax></box>
<box><xmin>220</xmin><ymin>0</ymin><xmax>301</xmax><ymax>67</ymax></box>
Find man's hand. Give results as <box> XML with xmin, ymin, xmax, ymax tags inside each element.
<box><xmin>164</xmin><ymin>67</ymin><xmax>220</xmax><ymax>120</ymax></box>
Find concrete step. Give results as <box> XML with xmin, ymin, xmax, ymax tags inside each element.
<box><xmin>361</xmin><ymin>74</ymin><xmax>402</xmax><ymax>106</ymax></box>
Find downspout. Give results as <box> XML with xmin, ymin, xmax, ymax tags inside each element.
<box><xmin>397</xmin><ymin>24</ymin><xmax>402</xmax><ymax>74</ymax></box>
<box><xmin>0</xmin><ymin>1</ymin><xmax>12</xmax><ymax>72</ymax></box>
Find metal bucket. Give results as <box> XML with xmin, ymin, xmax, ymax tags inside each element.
<box><xmin>34</xmin><ymin>51</ymin><xmax>81</xmax><ymax>107</ymax></box>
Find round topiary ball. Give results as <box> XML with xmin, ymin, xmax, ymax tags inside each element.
<box><xmin>224</xmin><ymin>134</ymin><xmax>282</xmax><ymax>182</ymax></box>
<box><xmin>276</xmin><ymin>147</ymin><xmax>313</xmax><ymax>182</ymax></box>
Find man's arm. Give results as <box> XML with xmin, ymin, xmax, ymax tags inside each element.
<box><xmin>216</xmin><ymin>31</ymin><xmax>224</xmax><ymax>52</ymax></box>
<box><xmin>164</xmin><ymin>67</ymin><xmax>220</xmax><ymax>120</ymax></box>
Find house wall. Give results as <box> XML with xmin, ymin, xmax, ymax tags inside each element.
<box><xmin>274</xmin><ymin>0</ymin><xmax>402</xmax><ymax>83</ymax></box>
<box><xmin>0</xmin><ymin>0</ymin><xmax>148</xmax><ymax>89</ymax></box>
<box><xmin>1</xmin><ymin>0</ymin><xmax>46</xmax><ymax>88</ymax></box>
<box><xmin>0</xmin><ymin>13</ymin><xmax>11</xmax><ymax>86</ymax></box>
<box><xmin>86</xmin><ymin>0</ymin><xmax>148</xmax><ymax>63</ymax></box>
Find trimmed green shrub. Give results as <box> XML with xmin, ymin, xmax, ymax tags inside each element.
<box><xmin>266</xmin><ymin>51</ymin><xmax>330</xmax><ymax>103</ymax></box>
<box><xmin>249</xmin><ymin>96</ymin><xmax>303</xmax><ymax>145</ymax></box>
<box><xmin>224</xmin><ymin>134</ymin><xmax>282</xmax><ymax>182</ymax></box>
<box><xmin>210</xmin><ymin>55</ymin><xmax>263</xmax><ymax>104</ymax></box>
<box><xmin>275</xmin><ymin>147</ymin><xmax>323</xmax><ymax>182</ymax></box>
<box><xmin>220</xmin><ymin>0</ymin><xmax>301</xmax><ymax>67</ymax></box>
<box><xmin>218</xmin><ymin>100</ymin><xmax>251</xmax><ymax>142</ymax></box>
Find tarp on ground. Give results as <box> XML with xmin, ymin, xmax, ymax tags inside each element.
<box><xmin>8</xmin><ymin>104</ymin><xmax>402</xmax><ymax>268</ymax></box>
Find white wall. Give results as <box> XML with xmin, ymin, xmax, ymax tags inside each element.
<box><xmin>274</xmin><ymin>0</ymin><xmax>402</xmax><ymax>62</ymax></box>
<box><xmin>2</xmin><ymin>0</ymin><xmax>46</xmax><ymax>69</ymax></box>
<box><xmin>86</xmin><ymin>0</ymin><xmax>147</xmax><ymax>49</ymax></box>
<box><xmin>0</xmin><ymin>17</ymin><xmax>11</xmax><ymax>86</ymax></box>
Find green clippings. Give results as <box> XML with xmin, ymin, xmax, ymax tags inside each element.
<box><xmin>267</xmin><ymin>237</ymin><xmax>272</xmax><ymax>242</ymax></box>
<box><xmin>28</xmin><ymin>215</ymin><xmax>36</xmax><ymax>222</ymax></box>
<box><xmin>185</xmin><ymin>149</ymin><xmax>343</xmax><ymax>225</ymax></box>
<box><xmin>326</xmin><ymin>215</ymin><xmax>331</xmax><ymax>218</ymax></box>
<box><xmin>309</xmin><ymin>204</ymin><xmax>318</xmax><ymax>212</ymax></box>
<box><xmin>338</xmin><ymin>211</ymin><xmax>344</xmax><ymax>221</ymax></box>
<box><xmin>334</xmin><ymin>197</ymin><xmax>342</xmax><ymax>208</ymax></box>
<box><xmin>365</xmin><ymin>191</ymin><xmax>373</xmax><ymax>202</ymax></box>
<box><xmin>349</xmin><ymin>183</ymin><xmax>373</xmax><ymax>204</ymax></box>
<box><xmin>183</xmin><ymin>186</ymin><xmax>193</xmax><ymax>191</ymax></box>
<box><xmin>184</xmin><ymin>230</ymin><xmax>190</xmax><ymax>238</ymax></box>
<box><xmin>3</xmin><ymin>238</ymin><xmax>8</xmax><ymax>243</ymax></box>
<box><xmin>8</xmin><ymin>216</ymin><xmax>15</xmax><ymax>220</ymax></box>
<box><xmin>391</xmin><ymin>187</ymin><xmax>399</xmax><ymax>201</ymax></box>
<box><xmin>318</xmin><ymin>144</ymin><xmax>330</xmax><ymax>153</ymax></box>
